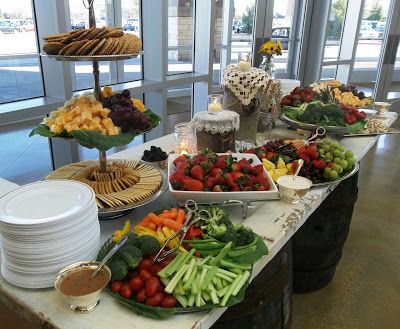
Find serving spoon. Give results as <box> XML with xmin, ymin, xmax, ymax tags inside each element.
<box><xmin>293</xmin><ymin>159</ymin><xmax>304</xmax><ymax>180</ymax></box>
<box><xmin>92</xmin><ymin>235</ymin><xmax>128</xmax><ymax>278</ymax></box>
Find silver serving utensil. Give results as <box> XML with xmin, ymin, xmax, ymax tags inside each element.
<box><xmin>293</xmin><ymin>159</ymin><xmax>304</xmax><ymax>180</ymax></box>
<box><xmin>92</xmin><ymin>235</ymin><xmax>128</xmax><ymax>278</ymax></box>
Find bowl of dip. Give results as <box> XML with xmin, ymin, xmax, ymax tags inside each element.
<box><xmin>276</xmin><ymin>175</ymin><xmax>312</xmax><ymax>203</ymax></box>
<box><xmin>55</xmin><ymin>261</ymin><xmax>111</xmax><ymax>313</ymax></box>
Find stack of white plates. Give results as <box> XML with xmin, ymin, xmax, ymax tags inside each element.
<box><xmin>279</xmin><ymin>79</ymin><xmax>301</xmax><ymax>96</ymax></box>
<box><xmin>0</xmin><ymin>180</ymin><xmax>100</xmax><ymax>289</ymax></box>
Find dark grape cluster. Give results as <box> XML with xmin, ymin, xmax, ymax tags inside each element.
<box><xmin>142</xmin><ymin>146</ymin><xmax>168</xmax><ymax>162</ymax></box>
<box><xmin>264</xmin><ymin>140</ymin><xmax>285</xmax><ymax>151</ymax></box>
<box><xmin>299</xmin><ymin>164</ymin><xmax>323</xmax><ymax>183</ymax></box>
<box><xmin>338</xmin><ymin>84</ymin><xmax>365</xmax><ymax>99</ymax></box>
<box><xmin>102</xmin><ymin>89</ymin><xmax>150</xmax><ymax>133</ymax></box>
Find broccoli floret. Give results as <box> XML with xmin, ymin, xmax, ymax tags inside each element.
<box><xmin>209</xmin><ymin>206</ymin><xmax>229</xmax><ymax>222</ymax></box>
<box><xmin>139</xmin><ymin>235</ymin><xmax>161</xmax><ymax>257</ymax></box>
<box><xmin>206</xmin><ymin>222</ymin><xmax>227</xmax><ymax>237</ymax></box>
<box><xmin>299</xmin><ymin>103</ymin><xmax>345</xmax><ymax>126</ymax></box>
<box><xmin>126</xmin><ymin>232</ymin><xmax>141</xmax><ymax>248</ymax></box>
<box><xmin>217</xmin><ymin>227</ymin><xmax>237</xmax><ymax>244</ymax></box>
<box><xmin>97</xmin><ymin>241</ymin><xmax>115</xmax><ymax>262</ymax></box>
<box><xmin>117</xmin><ymin>245</ymin><xmax>143</xmax><ymax>269</ymax></box>
<box><xmin>109</xmin><ymin>258</ymin><xmax>128</xmax><ymax>281</ymax></box>
<box><xmin>234</xmin><ymin>224</ymin><xmax>255</xmax><ymax>246</ymax></box>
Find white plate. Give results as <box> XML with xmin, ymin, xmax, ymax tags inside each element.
<box><xmin>168</xmin><ymin>153</ymin><xmax>279</xmax><ymax>203</ymax></box>
<box><xmin>0</xmin><ymin>180</ymin><xmax>94</xmax><ymax>225</ymax></box>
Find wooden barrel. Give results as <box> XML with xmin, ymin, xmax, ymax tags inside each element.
<box><xmin>292</xmin><ymin>170</ymin><xmax>359</xmax><ymax>293</ymax></box>
<box><xmin>212</xmin><ymin>240</ymin><xmax>292</xmax><ymax>329</ymax></box>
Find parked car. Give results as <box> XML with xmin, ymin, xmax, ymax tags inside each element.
<box><xmin>17</xmin><ymin>20</ymin><xmax>34</xmax><ymax>32</ymax></box>
<box><xmin>271</xmin><ymin>26</ymin><xmax>290</xmax><ymax>50</ymax></box>
<box><xmin>375</xmin><ymin>26</ymin><xmax>385</xmax><ymax>38</ymax></box>
<box><xmin>123</xmin><ymin>23</ymin><xmax>136</xmax><ymax>31</ymax></box>
<box><xmin>0</xmin><ymin>21</ymin><xmax>16</xmax><ymax>34</ymax></box>
<box><xmin>71</xmin><ymin>20</ymin><xmax>85</xmax><ymax>30</ymax></box>
<box><xmin>359</xmin><ymin>26</ymin><xmax>380</xmax><ymax>39</ymax></box>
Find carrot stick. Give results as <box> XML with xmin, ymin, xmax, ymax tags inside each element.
<box><xmin>176</xmin><ymin>209</ymin><xmax>186</xmax><ymax>225</ymax></box>
<box><xmin>147</xmin><ymin>213</ymin><xmax>164</xmax><ymax>227</ymax></box>
<box><xmin>163</xmin><ymin>218</ymin><xmax>182</xmax><ymax>231</ymax></box>
<box><xmin>138</xmin><ymin>216</ymin><xmax>151</xmax><ymax>226</ymax></box>
<box><xmin>159</xmin><ymin>212</ymin><xmax>177</xmax><ymax>220</ymax></box>
<box><xmin>162</xmin><ymin>209</ymin><xmax>171</xmax><ymax>214</ymax></box>
<box><xmin>143</xmin><ymin>221</ymin><xmax>157</xmax><ymax>231</ymax></box>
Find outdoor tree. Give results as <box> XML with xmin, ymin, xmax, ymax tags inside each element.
<box><xmin>241</xmin><ymin>4</ymin><xmax>255</xmax><ymax>34</ymax></box>
<box><xmin>327</xmin><ymin>0</ymin><xmax>346</xmax><ymax>40</ymax></box>
<box><xmin>367</xmin><ymin>4</ymin><xmax>383</xmax><ymax>21</ymax></box>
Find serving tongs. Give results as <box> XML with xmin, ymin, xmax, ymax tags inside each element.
<box><xmin>277</xmin><ymin>127</ymin><xmax>327</xmax><ymax>152</ymax></box>
<box><xmin>153</xmin><ymin>200</ymin><xmax>211</xmax><ymax>263</ymax></box>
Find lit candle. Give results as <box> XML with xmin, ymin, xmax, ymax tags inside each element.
<box><xmin>207</xmin><ymin>94</ymin><xmax>223</xmax><ymax>114</ymax></box>
<box><xmin>174</xmin><ymin>122</ymin><xmax>197</xmax><ymax>154</ymax></box>
<box><xmin>238</xmin><ymin>53</ymin><xmax>251</xmax><ymax>71</ymax></box>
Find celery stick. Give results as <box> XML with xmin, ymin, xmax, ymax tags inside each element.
<box><xmin>187</xmin><ymin>294</ymin><xmax>195</xmax><ymax>307</ymax></box>
<box><xmin>195</xmin><ymin>292</ymin><xmax>202</xmax><ymax>307</ymax></box>
<box><xmin>232</xmin><ymin>271</ymin><xmax>250</xmax><ymax>296</ymax></box>
<box><xmin>199</xmin><ymin>255</ymin><xmax>212</xmax><ymax>265</ymax></box>
<box><xmin>176</xmin><ymin>281</ymin><xmax>185</xmax><ymax>295</ymax></box>
<box><xmin>157</xmin><ymin>252</ymin><xmax>185</xmax><ymax>278</ymax></box>
<box><xmin>215</xmin><ymin>272</ymin><xmax>234</xmax><ymax>282</ymax></box>
<box><xmin>165</xmin><ymin>264</ymin><xmax>188</xmax><ymax>294</ymax></box>
<box><xmin>220</xmin><ymin>259</ymin><xmax>251</xmax><ymax>271</ymax></box>
<box><xmin>229</xmin><ymin>268</ymin><xmax>244</xmax><ymax>275</ymax></box>
<box><xmin>214</xmin><ymin>276</ymin><xmax>222</xmax><ymax>290</ymax></box>
<box><xmin>166</xmin><ymin>248</ymin><xmax>196</xmax><ymax>276</ymax></box>
<box><xmin>191</xmin><ymin>271</ymin><xmax>201</xmax><ymax>294</ymax></box>
<box><xmin>200</xmin><ymin>266</ymin><xmax>218</xmax><ymax>291</ymax></box>
<box><xmin>199</xmin><ymin>295</ymin><xmax>206</xmax><ymax>306</ymax></box>
<box><xmin>183</xmin><ymin>258</ymin><xmax>196</xmax><ymax>282</ymax></box>
<box><xmin>209</xmin><ymin>242</ymin><xmax>233</xmax><ymax>266</ymax></box>
<box><xmin>208</xmin><ymin>285</ymin><xmax>220</xmax><ymax>305</ymax></box>
<box><xmin>220</xmin><ymin>274</ymin><xmax>243</xmax><ymax>307</ymax></box>
<box><xmin>174</xmin><ymin>294</ymin><xmax>188</xmax><ymax>308</ymax></box>
<box><xmin>202</xmin><ymin>291</ymin><xmax>211</xmax><ymax>302</ymax></box>
<box><xmin>198</xmin><ymin>267</ymin><xmax>208</xmax><ymax>291</ymax></box>
<box><xmin>183</xmin><ymin>265</ymin><xmax>197</xmax><ymax>290</ymax></box>
<box><xmin>220</xmin><ymin>279</ymin><xmax>228</xmax><ymax>288</ymax></box>
<box><xmin>217</xmin><ymin>286</ymin><xmax>229</xmax><ymax>298</ymax></box>
<box><xmin>202</xmin><ymin>265</ymin><xmax>238</xmax><ymax>278</ymax></box>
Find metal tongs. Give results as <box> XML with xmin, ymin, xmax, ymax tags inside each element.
<box><xmin>277</xmin><ymin>127</ymin><xmax>327</xmax><ymax>152</ymax></box>
<box><xmin>153</xmin><ymin>200</ymin><xmax>211</xmax><ymax>263</ymax></box>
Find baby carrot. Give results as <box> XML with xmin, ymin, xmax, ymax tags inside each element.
<box><xmin>147</xmin><ymin>213</ymin><xmax>164</xmax><ymax>227</ymax></box>
<box><xmin>176</xmin><ymin>209</ymin><xmax>186</xmax><ymax>225</ymax></box>
<box><xmin>159</xmin><ymin>212</ymin><xmax>177</xmax><ymax>220</ymax></box>
<box><xmin>163</xmin><ymin>218</ymin><xmax>182</xmax><ymax>231</ymax></box>
<box><xmin>143</xmin><ymin>221</ymin><xmax>157</xmax><ymax>231</ymax></box>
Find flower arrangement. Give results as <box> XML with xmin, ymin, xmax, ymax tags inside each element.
<box><xmin>258</xmin><ymin>40</ymin><xmax>282</xmax><ymax>77</ymax></box>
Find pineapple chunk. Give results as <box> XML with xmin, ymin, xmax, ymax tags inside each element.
<box><xmin>81</xmin><ymin>111</ymin><xmax>93</xmax><ymax>121</ymax></box>
<box><xmin>272</xmin><ymin>168</ymin><xmax>288</xmax><ymax>181</ymax></box>
<box><xmin>50</xmin><ymin>124</ymin><xmax>62</xmax><ymax>134</ymax></box>
<box><xmin>79</xmin><ymin>124</ymin><xmax>89</xmax><ymax>130</ymax></box>
<box><xmin>55</xmin><ymin>116</ymin><xmax>65</xmax><ymax>126</ymax></box>
<box><xmin>286</xmin><ymin>163</ymin><xmax>293</xmax><ymax>174</ymax></box>
<box><xmin>92</xmin><ymin>116</ymin><xmax>102</xmax><ymax>123</ymax></box>
<box><xmin>276</xmin><ymin>157</ymin><xmax>286</xmax><ymax>169</ymax></box>
<box><xmin>267</xmin><ymin>169</ymin><xmax>275</xmax><ymax>179</ymax></box>
<box><xmin>99</xmin><ymin>108</ymin><xmax>111</xmax><ymax>118</ymax></box>
<box><xmin>102</xmin><ymin>118</ymin><xmax>115</xmax><ymax>130</ymax></box>
<box><xmin>107</xmin><ymin>126</ymin><xmax>120</xmax><ymax>136</ymax></box>
<box><xmin>262</xmin><ymin>158</ymin><xmax>276</xmax><ymax>171</ymax></box>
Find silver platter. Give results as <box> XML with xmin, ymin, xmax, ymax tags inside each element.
<box><xmin>280</xmin><ymin>114</ymin><xmax>348</xmax><ymax>135</ymax></box>
<box><xmin>343</xmin><ymin>129</ymin><xmax>400</xmax><ymax>137</ymax></box>
<box><xmin>312</xmin><ymin>163</ymin><xmax>359</xmax><ymax>187</ymax></box>
<box><xmin>41</xmin><ymin>52</ymin><xmax>141</xmax><ymax>62</ymax></box>
<box><xmin>98</xmin><ymin>166</ymin><xmax>168</xmax><ymax>219</ymax></box>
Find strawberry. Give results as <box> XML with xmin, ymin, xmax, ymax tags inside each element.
<box><xmin>210</xmin><ymin>168</ymin><xmax>222</xmax><ymax>177</ymax></box>
<box><xmin>224</xmin><ymin>172</ymin><xmax>235</xmax><ymax>187</ymax></box>
<box><xmin>183</xmin><ymin>177</ymin><xmax>204</xmax><ymax>191</ymax></box>
<box><xmin>280</xmin><ymin>98</ymin><xmax>292</xmax><ymax>106</ymax></box>
<box><xmin>214</xmin><ymin>174</ymin><xmax>226</xmax><ymax>185</ymax></box>
<box><xmin>254</xmin><ymin>184</ymin><xmax>266</xmax><ymax>191</ymax></box>
<box><xmin>190</xmin><ymin>165</ymin><xmax>204</xmax><ymax>181</ymax></box>
<box><xmin>173</xmin><ymin>155</ymin><xmax>187</xmax><ymax>166</ymax></box>
<box><xmin>231</xmin><ymin>184</ymin><xmax>241</xmax><ymax>191</ymax></box>
<box><xmin>192</xmin><ymin>154</ymin><xmax>208</xmax><ymax>165</ymax></box>
<box><xmin>205</xmin><ymin>176</ymin><xmax>216</xmax><ymax>189</ymax></box>
<box><xmin>313</xmin><ymin>159</ymin><xmax>326</xmax><ymax>170</ymax></box>
<box><xmin>299</xmin><ymin>153</ymin><xmax>310</xmax><ymax>164</ymax></box>
<box><xmin>231</xmin><ymin>171</ymin><xmax>245</xmax><ymax>181</ymax></box>
<box><xmin>169</xmin><ymin>171</ymin><xmax>184</xmax><ymax>190</ymax></box>
<box><xmin>253</xmin><ymin>173</ymin><xmax>268</xmax><ymax>186</ymax></box>
<box><xmin>304</xmin><ymin>95</ymin><xmax>313</xmax><ymax>103</ymax></box>
<box><xmin>212</xmin><ymin>185</ymin><xmax>225</xmax><ymax>192</ymax></box>
<box><xmin>242</xmin><ymin>186</ymin><xmax>251</xmax><ymax>191</ymax></box>
<box><xmin>214</xmin><ymin>159</ymin><xmax>227</xmax><ymax>169</ymax></box>
<box><xmin>251</xmin><ymin>164</ymin><xmax>264</xmax><ymax>175</ymax></box>
<box><xmin>175</xmin><ymin>161</ymin><xmax>189</xmax><ymax>172</ymax></box>
<box><xmin>231</xmin><ymin>163</ymin><xmax>241</xmax><ymax>171</ymax></box>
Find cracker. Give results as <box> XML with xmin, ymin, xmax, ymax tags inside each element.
<box><xmin>76</xmin><ymin>39</ymin><xmax>98</xmax><ymax>56</ymax></box>
<box><xmin>74</xmin><ymin>27</ymin><xmax>95</xmax><ymax>41</ymax></box>
<box><xmin>64</xmin><ymin>40</ymin><xmax>88</xmax><ymax>56</ymax></box>
<box><xmin>43</xmin><ymin>42</ymin><xmax>65</xmax><ymax>55</ymax></box>
<box><xmin>62</xmin><ymin>29</ymin><xmax>86</xmax><ymax>44</ymax></box>
<box><xmin>43</xmin><ymin>32</ymin><xmax>70</xmax><ymax>41</ymax></box>
<box><xmin>88</xmin><ymin>38</ymin><xmax>106</xmax><ymax>56</ymax></box>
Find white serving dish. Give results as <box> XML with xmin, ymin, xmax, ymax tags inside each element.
<box><xmin>168</xmin><ymin>153</ymin><xmax>279</xmax><ymax>203</ymax></box>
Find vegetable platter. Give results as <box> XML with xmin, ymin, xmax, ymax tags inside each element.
<box><xmin>97</xmin><ymin>205</ymin><xmax>268</xmax><ymax>319</ymax></box>
<box><xmin>241</xmin><ymin>138</ymin><xmax>358</xmax><ymax>185</ymax></box>
<box><xmin>168</xmin><ymin>151</ymin><xmax>279</xmax><ymax>203</ymax></box>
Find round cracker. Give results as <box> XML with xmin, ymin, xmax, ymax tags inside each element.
<box><xmin>88</xmin><ymin>38</ymin><xmax>106</xmax><ymax>56</ymax></box>
<box><xmin>43</xmin><ymin>42</ymin><xmax>65</xmax><ymax>55</ymax></box>
<box><xmin>64</xmin><ymin>40</ymin><xmax>89</xmax><ymax>56</ymax></box>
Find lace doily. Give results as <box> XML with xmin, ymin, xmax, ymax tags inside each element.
<box><xmin>191</xmin><ymin>110</ymin><xmax>240</xmax><ymax>134</ymax></box>
<box><xmin>222</xmin><ymin>64</ymin><xmax>274</xmax><ymax>105</ymax></box>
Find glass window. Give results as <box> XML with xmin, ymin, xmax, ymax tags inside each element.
<box><xmin>167</xmin><ymin>84</ymin><xmax>192</xmax><ymax>133</ymax></box>
<box><xmin>350</xmin><ymin>0</ymin><xmax>391</xmax><ymax>97</ymax></box>
<box><xmin>272</xmin><ymin>0</ymin><xmax>296</xmax><ymax>75</ymax></box>
<box><xmin>213</xmin><ymin>0</ymin><xmax>225</xmax><ymax>85</ymax></box>
<box><xmin>168</xmin><ymin>0</ymin><xmax>194</xmax><ymax>75</ymax></box>
<box><xmin>321</xmin><ymin>65</ymin><xmax>338</xmax><ymax>80</ymax></box>
<box><xmin>0</xmin><ymin>1</ymin><xmax>44</xmax><ymax>104</ymax></box>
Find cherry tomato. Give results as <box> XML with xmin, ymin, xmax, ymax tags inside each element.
<box><xmin>149</xmin><ymin>264</ymin><xmax>163</xmax><ymax>275</ymax></box>
<box><xmin>161</xmin><ymin>295</ymin><xmax>177</xmax><ymax>308</ymax></box>
<box><xmin>146</xmin><ymin>292</ymin><xmax>164</xmax><ymax>307</ymax></box>
<box><xmin>139</xmin><ymin>269</ymin><xmax>152</xmax><ymax>281</ymax></box>
<box><xmin>129</xmin><ymin>276</ymin><xmax>144</xmax><ymax>292</ymax></box>
<box><xmin>119</xmin><ymin>283</ymin><xmax>133</xmax><ymax>299</ymax></box>
<box><xmin>138</xmin><ymin>259</ymin><xmax>152</xmax><ymax>271</ymax></box>
<box><xmin>127</xmin><ymin>271</ymin><xmax>139</xmax><ymax>280</ymax></box>
<box><xmin>194</xmin><ymin>251</ymin><xmax>201</xmax><ymax>258</ymax></box>
<box><xmin>136</xmin><ymin>288</ymin><xmax>147</xmax><ymax>303</ymax></box>
<box><xmin>111</xmin><ymin>280</ymin><xmax>123</xmax><ymax>293</ymax></box>
<box><xmin>145</xmin><ymin>276</ymin><xmax>161</xmax><ymax>297</ymax></box>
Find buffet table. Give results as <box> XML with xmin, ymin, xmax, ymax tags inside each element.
<box><xmin>0</xmin><ymin>112</ymin><xmax>397</xmax><ymax>329</ymax></box>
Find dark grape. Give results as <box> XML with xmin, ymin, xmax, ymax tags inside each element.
<box><xmin>121</xmin><ymin>89</ymin><xmax>131</xmax><ymax>99</ymax></box>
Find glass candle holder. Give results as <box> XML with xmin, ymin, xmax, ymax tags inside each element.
<box><xmin>207</xmin><ymin>94</ymin><xmax>223</xmax><ymax>114</ymax></box>
<box><xmin>174</xmin><ymin>122</ymin><xmax>197</xmax><ymax>154</ymax></box>
<box><xmin>237</xmin><ymin>52</ymin><xmax>251</xmax><ymax>71</ymax></box>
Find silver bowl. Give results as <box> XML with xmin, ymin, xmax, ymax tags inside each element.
<box><xmin>277</xmin><ymin>175</ymin><xmax>313</xmax><ymax>203</ymax></box>
<box><xmin>55</xmin><ymin>261</ymin><xmax>111</xmax><ymax>313</ymax></box>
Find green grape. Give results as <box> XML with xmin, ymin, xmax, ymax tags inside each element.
<box><xmin>324</xmin><ymin>167</ymin><xmax>331</xmax><ymax>174</ymax></box>
<box><xmin>323</xmin><ymin>171</ymin><xmax>331</xmax><ymax>179</ymax></box>
<box><xmin>333</xmin><ymin>149</ymin><xmax>341</xmax><ymax>156</ymax></box>
<box><xmin>323</xmin><ymin>145</ymin><xmax>330</xmax><ymax>152</ymax></box>
<box><xmin>331</xmin><ymin>163</ymin><xmax>343</xmax><ymax>174</ymax></box>
<box><xmin>319</xmin><ymin>149</ymin><xmax>325</xmax><ymax>156</ymax></box>
<box><xmin>334</xmin><ymin>157</ymin><xmax>342</xmax><ymax>164</ymax></box>
<box><xmin>345</xmin><ymin>150</ymin><xmax>354</xmax><ymax>159</ymax></box>
<box><xmin>331</xmin><ymin>141</ymin><xmax>340</xmax><ymax>149</ymax></box>
<box><xmin>324</xmin><ymin>139</ymin><xmax>331</xmax><ymax>145</ymax></box>
<box><xmin>341</xmin><ymin>160</ymin><xmax>348</xmax><ymax>170</ymax></box>
<box><xmin>339</xmin><ymin>153</ymin><xmax>345</xmax><ymax>160</ymax></box>
<box><xmin>329</xmin><ymin>170</ymin><xmax>338</xmax><ymax>179</ymax></box>
<box><xmin>338</xmin><ymin>145</ymin><xmax>345</xmax><ymax>152</ymax></box>
<box><xmin>347</xmin><ymin>158</ymin><xmax>356</xmax><ymax>167</ymax></box>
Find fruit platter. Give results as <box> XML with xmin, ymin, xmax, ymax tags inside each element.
<box><xmin>167</xmin><ymin>151</ymin><xmax>279</xmax><ymax>202</ymax></box>
<box><xmin>98</xmin><ymin>205</ymin><xmax>268</xmax><ymax>319</ymax></box>
<box><xmin>242</xmin><ymin>138</ymin><xmax>358</xmax><ymax>185</ymax></box>
<box><xmin>280</xmin><ymin>83</ymin><xmax>370</xmax><ymax>134</ymax></box>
